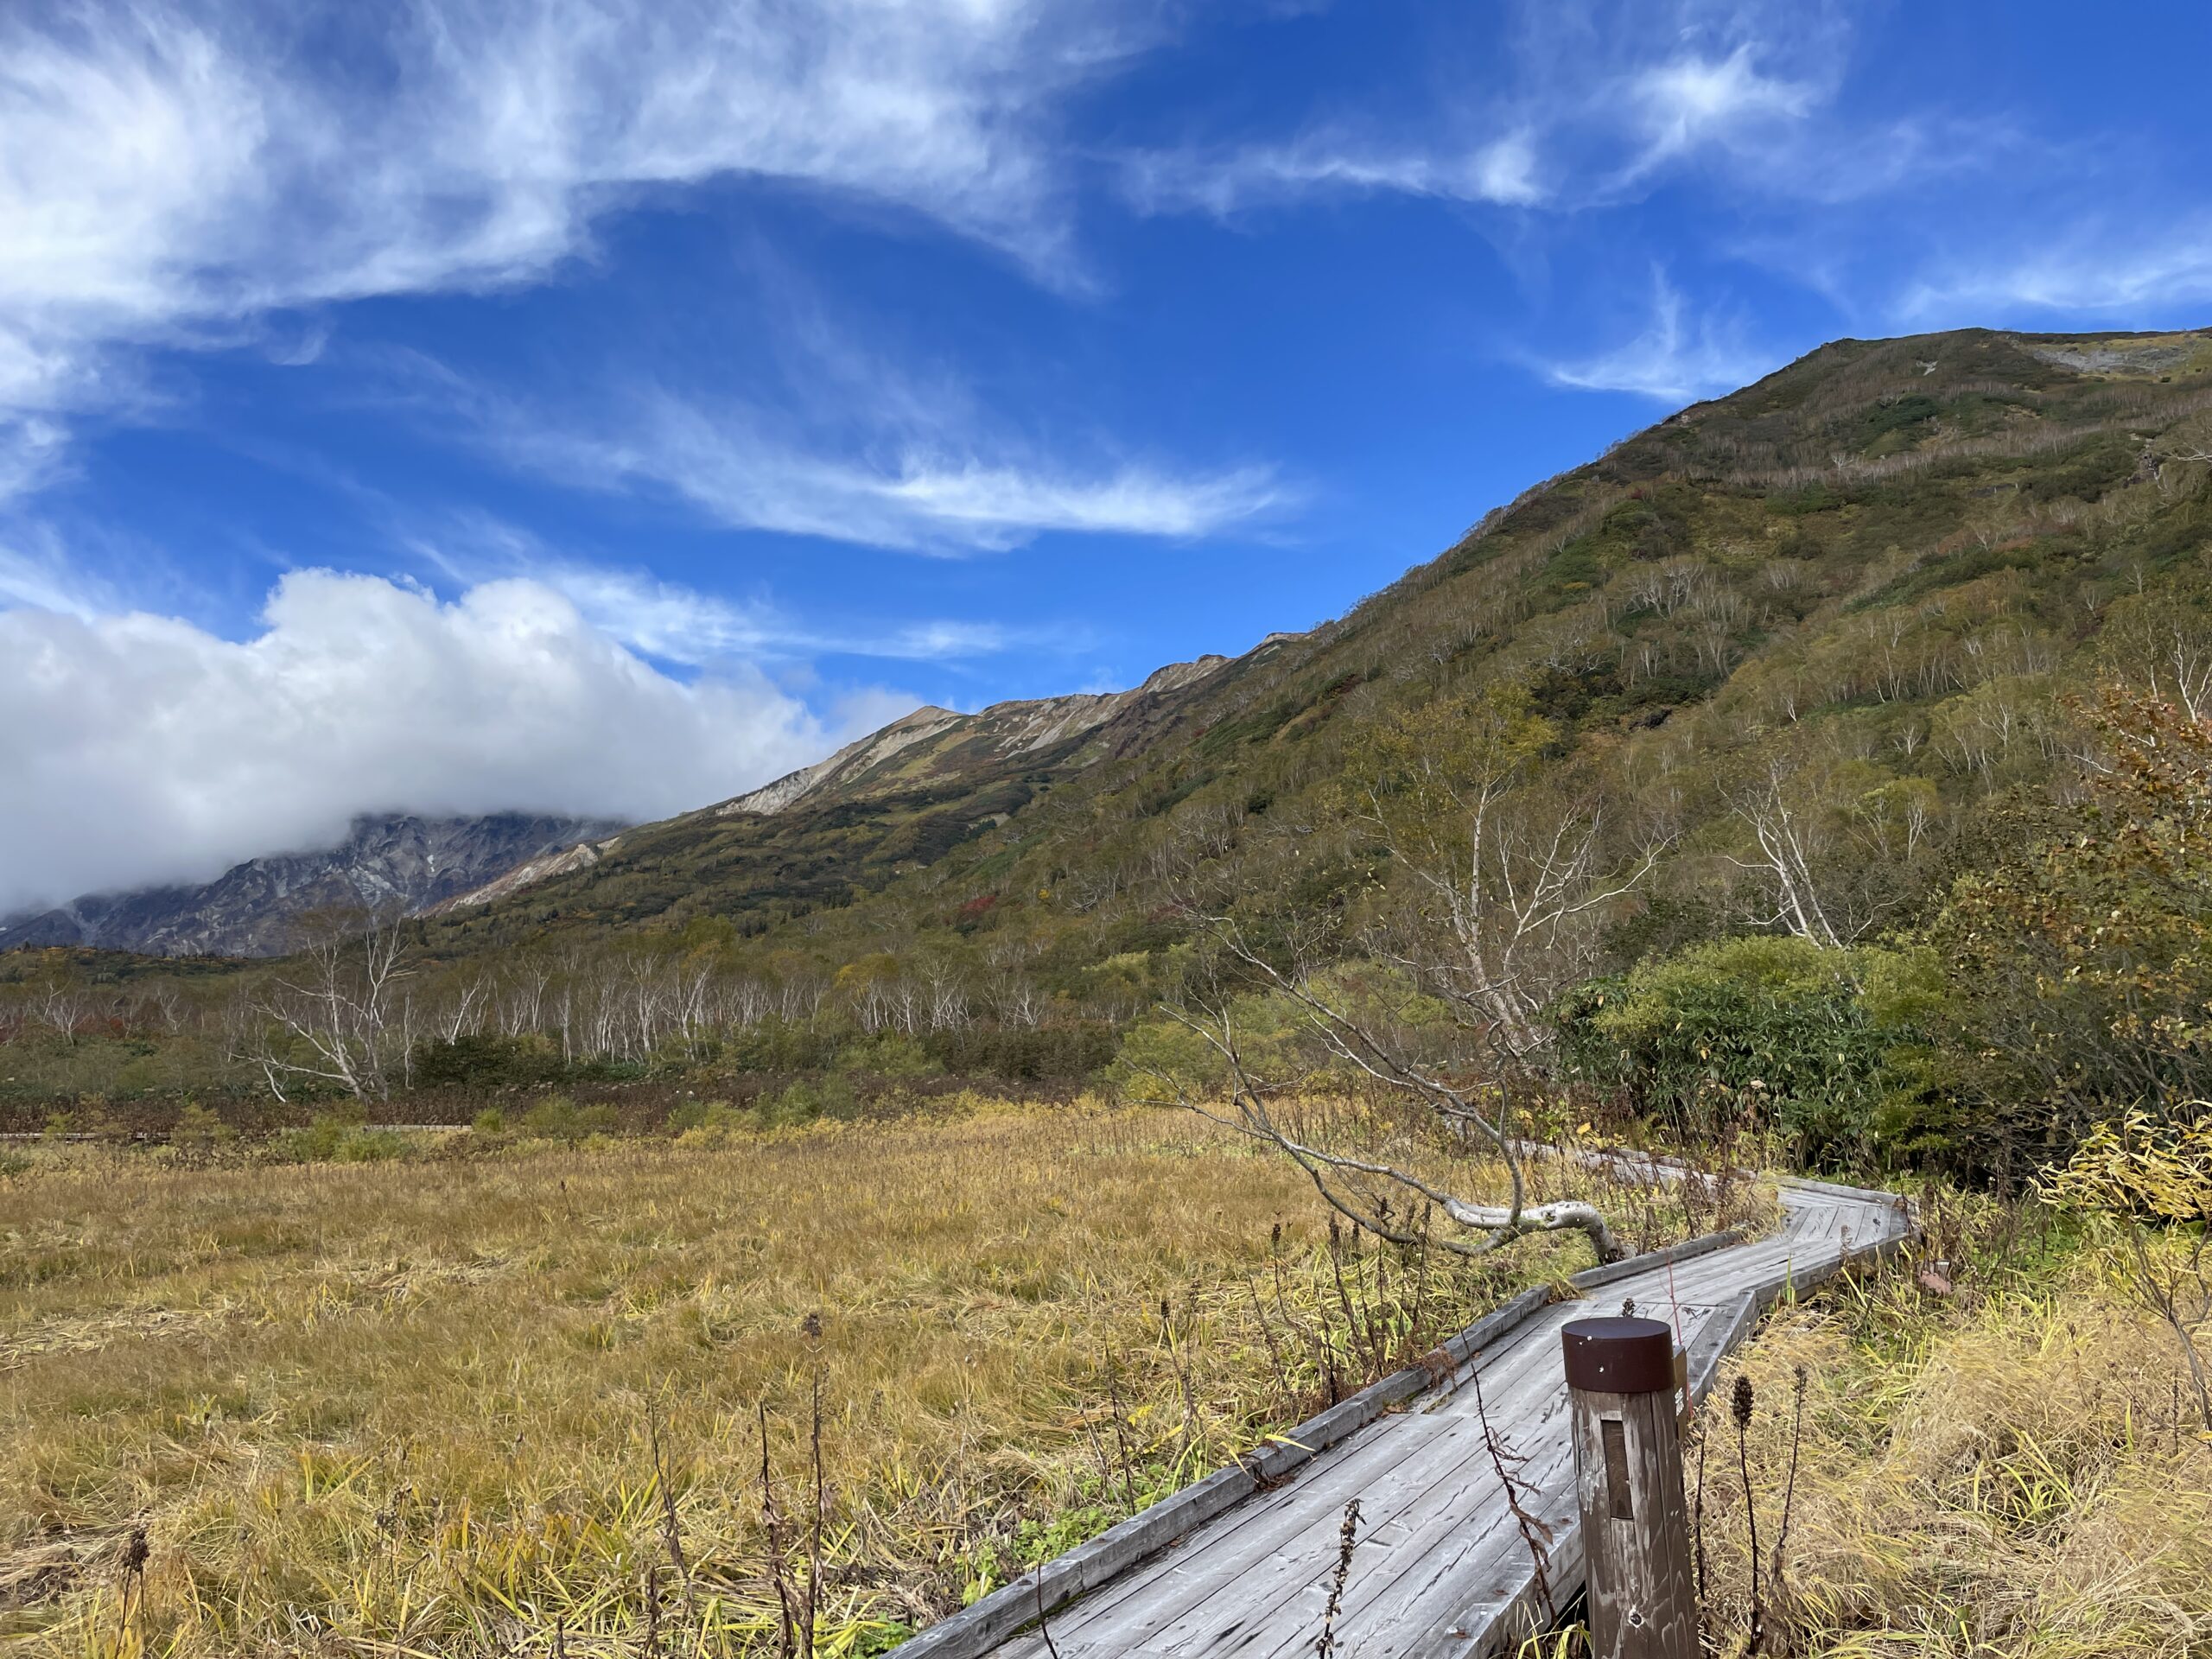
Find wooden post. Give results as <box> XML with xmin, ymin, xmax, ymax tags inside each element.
<box><xmin>1562</xmin><ymin>1316</ymin><xmax>1697</xmax><ymax>1659</ymax></box>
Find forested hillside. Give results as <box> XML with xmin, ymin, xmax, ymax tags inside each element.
<box><xmin>10</xmin><ymin>325</ymin><xmax>2212</xmax><ymax>1174</ymax></box>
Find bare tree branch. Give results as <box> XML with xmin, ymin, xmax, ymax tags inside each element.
<box><xmin>232</xmin><ymin>906</ymin><xmax>413</xmax><ymax>1102</ymax></box>
<box><xmin>1135</xmin><ymin>933</ymin><xmax>1619</xmax><ymax>1263</ymax></box>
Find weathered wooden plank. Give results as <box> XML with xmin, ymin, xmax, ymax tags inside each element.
<box><xmin>901</xmin><ymin>1287</ymin><xmax>1559</xmax><ymax>1658</ymax></box>
<box><xmin>1567</xmin><ymin>1223</ymin><xmax>1749</xmax><ymax>1294</ymax></box>
<box><xmin>1684</xmin><ymin>1289</ymin><xmax>1758</xmax><ymax>1402</ymax></box>
<box><xmin>1292</xmin><ymin>1433</ymin><xmax>1582</xmax><ymax>1657</ymax></box>
<box><xmin>1043</xmin><ymin>1402</ymin><xmax>1483</xmax><ymax>1646</ymax></box>
<box><xmin>1063</xmin><ymin>1332</ymin><xmax>1584</xmax><ymax>1651</ymax></box>
<box><xmin>951</xmin><ymin>1175</ymin><xmax>1911</xmax><ymax>1659</ymax></box>
<box><xmin>1059</xmin><ymin>1419</ymin><xmax>1482</xmax><ymax>1654</ymax></box>
<box><xmin>1059</xmin><ymin>1355</ymin><xmax>1573</xmax><ymax>1650</ymax></box>
<box><xmin>1152</xmin><ymin>1330</ymin><xmax>1605</xmax><ymax>1656</ymax></box>
<box><xmin>1777</xmin><ymin>1173</ymin><xmax>1914</xmax><ymax>1205</ymax></box>
<box><xmin>1134</xmin><ymin>1385</ymin><xmax>1575</xmax><ymax>1656</ymax></box>
<box><xmin>1051</xmin><ymin>1303</ymin><xmax>1576</xmax><ymax>1648</ymax></box>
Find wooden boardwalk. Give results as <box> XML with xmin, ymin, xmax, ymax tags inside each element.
<box><xmin>911</xmin><ymin>1173</ymin><xmax>1911</xmax><ymax>1659</ymax></box>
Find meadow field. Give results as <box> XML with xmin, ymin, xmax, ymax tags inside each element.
<box><xmin>9</xmin><ymin>1102</ymin><xmax>2206</xmax><ymax>1658</ymax></box>
<box><xmin>0</xmin><ymin>1101</ymin><xmax>1732</xmax><ymax>1657</ymax></box>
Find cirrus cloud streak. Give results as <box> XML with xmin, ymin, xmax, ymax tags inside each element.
<box><xmin>0</xmin><ymin>0</ymin><xmax>1145</xmax><ymax>497</ymax></box>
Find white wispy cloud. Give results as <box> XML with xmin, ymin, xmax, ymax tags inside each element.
<box><xmin>527</xmin><ymin>563</ymin><xmax>1079</xmax><ymax>665</ymax></box>
<box><xmin>0</xmin><ymin>0</ymin><xmax>1142</xmax><ymax>498</ymax></box>
<box><xmin>0</xmin><ymin>535</ymin><xmax>108</xmax><ymax>620</ymax></box>
<box><xmin>1117</xmin><ymin>2</ymin><xmax>1898</xmax><ymax>220</ymax></box>
<box><xmin>450</xmin><ymin>346</ymin><xmax>1295</xmax><ymax>554</ymax></box>
<box><xmin>1121</xmin><ymin>130</ymin><xmax>1545</xmax><ymax>215</ymax></box>
<box><xmin>1897</xmin><ymin>222</ymin><xmax>2212</xmax><ymax>323</ymax></box>
<box><xmin>0</xmin><ymin>566</ymin><xmax>919</xmax><ymax>913</ymax></box>
<box><xmin>409</xmin><ymin>514</ymin><xmax>1090</xmax><ymax>663</ymax></box>
<box><xmin>1617</xmin><ymin>41</ymin><xmax>1815</xmax><ymax>181</ymax></box>
<box><xmin>864</xmin><ymin>458</ymin><xmax>1291</xmax><ymax>546</ymax></box>
<box><xmin>1535</xmin><ymin>273</ymin><xmax>1775</xmax><ymax>402</ymax></box>
<box><xmin>0</xmin><ymin>416</ymin><xmax>73</xmax><ymax>507</ymax></box>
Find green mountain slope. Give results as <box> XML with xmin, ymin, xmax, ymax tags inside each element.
<box><xmin>22</xmin><ymin>322</ymin><xmax>2212</xmax><ymax>1148</ymax></box>
<box><xmin>423</xmin><ymin>652</ymin><xmax>1251</xmax><ymax>945</ymax></box>
<box><xmin>427</xmin><ymin>326</ymin><xmax>2212</xmax><ymax>995</ymax></box>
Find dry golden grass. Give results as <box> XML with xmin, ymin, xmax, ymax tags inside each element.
<box><xmin>1696</xmin><ymin>1207</ymin><xmax>2212</xmax><ymax>1659</ymax></box>
<box><xmin>0</xmin><ymin>1100</ymin><xmax>1702</xmax><ymax>1657</ymax></box>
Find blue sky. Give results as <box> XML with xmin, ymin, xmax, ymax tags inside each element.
<box><xmin>5</xmin><ymin>0</ymin><xmax>2212</xmax><ymax>909</ymax></box>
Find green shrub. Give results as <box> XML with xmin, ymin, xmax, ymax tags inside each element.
<box><xmin>1554</xmin><ymin>935</ymin><xmax>1929</xmax><ymax>1164</ymax></box>
<box><xmin>720</xmin><ymin>1019</ymin><xmax>846</xmax><ymax>1072</ymax></box>
<box><xmin>410</xmin><ymin>1033</ymin><xmax>566</xmax><ymax>1088</ymax></box>
<box><xmin>172</xmin><ymin>1101</ymin><xmax>230</xmax><ymax>1150</ymax></box>
<box><xmin>670</xmin><ymin>1099</ymin><xmax>754</xmax><ymax>1145</ymax></box>
<box><xmin>833</xmin><ymin>1033</ymin><xmax>944</xmax><ymax>1079</ymax></box>
<box><xmin>764</xmin><ymin>1075</ymin><xmax>859</xmax><ymax>1126</ymax></box>
<box><xmin>276</xmin><ymin>1110</ymin><xmax>407</xmax><ymax>1164</ymax></box>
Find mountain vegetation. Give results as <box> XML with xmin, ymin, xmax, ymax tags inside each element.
<box><xmin>10</xmin><ymin>326</ymin><xmax>2212</xmax><ymax>1185</ymax></box>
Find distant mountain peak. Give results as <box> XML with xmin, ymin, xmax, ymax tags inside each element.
<box><xmin>717</xmin><ymin>653</ymin><xmax>1234</xmax><ymax>821</ymax></box>
<box><xmin>0</xmin><ymin>811</ymin><xmax>625</xmax><ymax>958</ymax></box>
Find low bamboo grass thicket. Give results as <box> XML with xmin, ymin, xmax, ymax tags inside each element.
<box><xmin>1688</xmin><ymin>1187</ymin><xmax>2212</xmax><ymax>1658</ymax></box>
<box><xmin>0</xmin><ymin>1100</ymin><xmax>1748</xmax><ymax>1657</ymax></box>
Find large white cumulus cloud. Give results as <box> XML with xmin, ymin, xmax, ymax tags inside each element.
<box><xmin>0</xmin><ymin>570</ymin><xmax>866</xmax><ymax>912</ymax></box>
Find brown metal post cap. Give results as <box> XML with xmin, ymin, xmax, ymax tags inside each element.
<box><xmin>1561</xmin><ymin>1316</ymin><xmax>1676</xmax><ymax>1394</ymax></box>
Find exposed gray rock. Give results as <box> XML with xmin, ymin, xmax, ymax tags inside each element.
<box><xmin>716</xmin><ymin>654</ymin><xmax>1233</xmax><ymax>820</ymax></box>
<box><xmin>0</xmin><ymin>811</ymin><xmax>624</xmax><ymax>958</ymax></box>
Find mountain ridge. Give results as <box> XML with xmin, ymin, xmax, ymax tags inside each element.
<box><xmin>415</xmin><ymin>322</ymin><xmax>2212</xmax><ymax>982</ymax></box>
<box><xmin>426</xmin><ymin>652</ymin><xmax>1253</xmax><ymax>920</ymax></box>
<box><xmin>719</xmin><ymin>655</ymin><xmax>1237</xmax><ymax>819</ymax></box>
<box><xmin>1</xmin><ymin>812</ymin><xmax>626</xmax><ymax>958</ymax></box>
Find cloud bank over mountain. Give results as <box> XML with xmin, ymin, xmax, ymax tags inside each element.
<box><xmin>0</xmin><ymin>569</ymin><xmax>881</xmax><ymax>913</ymax></box>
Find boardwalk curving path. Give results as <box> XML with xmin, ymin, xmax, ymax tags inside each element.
<box><xmin>909</xmin><ymin>1172</ymin><xmax>1912</xmax><ymax>1659</ymax></box>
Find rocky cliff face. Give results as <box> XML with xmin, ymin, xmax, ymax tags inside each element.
<box><xmin>423</xmin><ymin>830</ymin><xmax>627</xmax><ymax>915</ymax></box>
<box><xmin>0</xmin><ymin>812</ymin><xmax>624</xmax><ymax>957</ymax></box>
<box><xmin>716</xmin><ymin>656</ymin><xmax>1235</xmax><ymax>819</ymax></box>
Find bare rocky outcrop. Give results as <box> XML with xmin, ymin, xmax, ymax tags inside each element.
<box><xmin>0</xmin><ymin>812</ymin><xmax>623</xmax><ymax>958</ymax></box>
<box><xmin>716</xmin><ymin>654</ymin><xmax>1232</xmax><ymax>819</ymax></box>
<box><xmin>425</xmin><ymin>832</ymin><xmax>626</xmax><ymax>915</ymax></box>
<box><xmin>2021</xmin><ymin>334</ymin><xmax>2210</xmax><ymax>375</ymax></box>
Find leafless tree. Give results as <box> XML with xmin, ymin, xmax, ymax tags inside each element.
<box><xmin>1728</xmin><ymin>765</ymin><xmax>1846</xmax><ymax>949</ymax></box>
<box><xmin>1368</xmin><ymin>794</ymin><xmax>1668</xmax><ymax>1061</ymax></box>
<box><xmin>35</xmin><ymin>976</ymin><xmax>92</xmax><ymax>1041</ymax></box>
<box><xmin>1139</xmin><ymin>926</ymin><xmax>1620</xmax><ymax>1262</ymax></box>
<box><xmin>436</xmin><ymin>969</ymin><xmax>495</xmax><ymax>1042</ymax></box>
<box><xmin>233</xmin><ymin>906</ymin><xmax>413</xmax><ymax>1102</ymax></box>
<box><xmin>1337</xmin><ymin>700</ymin><xmax>1670</xmax><ymax>1060</ymax></box>
<box><xmin>1129</xmin><ymin>688</ymin><xmax>1659</xmax><ymax>1263</ymax></box>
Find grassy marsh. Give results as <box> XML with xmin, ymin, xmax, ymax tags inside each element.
<box><xmin>0</xmin><ymin>1102</ymin><xmax>1729</xmax><ymax>1656</ymax></box>
<box><xmin>1696</xmin><ymin>1196</ymin><xmax>2212</xmax><ymax>1658</ymax></box>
